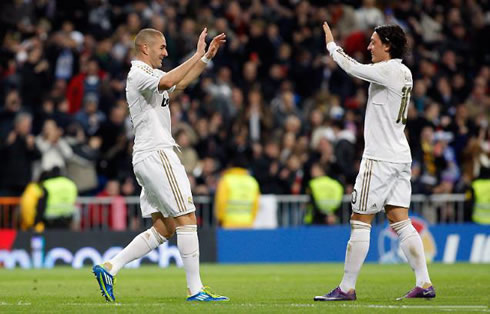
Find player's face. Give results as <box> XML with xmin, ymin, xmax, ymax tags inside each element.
<box><xmin>148</xmin><ymin>35</ymin><xmax>168</xmax><ymax>68</ymax></box>
<box><xmin>367</xmin><ymin>32</ymin><xmax>390</xmax><ymax>63</ymax></box>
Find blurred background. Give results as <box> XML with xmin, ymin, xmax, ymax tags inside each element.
<box><xmin>0</xmin><ymin>0</ymin><xmax>488</xmax><ymax>266</ymax></box>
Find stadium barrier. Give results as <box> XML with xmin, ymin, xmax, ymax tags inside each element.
<box><xmin>0</xmin><ymin>194</ymin><xmax>470</xmax><ymax>230</ymax></box>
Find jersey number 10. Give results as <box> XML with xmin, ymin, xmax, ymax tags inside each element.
<box><xmin>396</xmin><ymin>86</ymin><xmax>412</xmax><ymax>125</ymax></box>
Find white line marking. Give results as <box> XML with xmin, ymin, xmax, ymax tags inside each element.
<box><xmin>59</xmin><ymin>302</ymin><xmax>490</xmax><ymax>310</ymax></box>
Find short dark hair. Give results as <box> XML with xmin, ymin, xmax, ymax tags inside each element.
<box><xmin>374</xmin><ymin>24</ymin><xmax>408</xmax><ymax>59</ymax></box>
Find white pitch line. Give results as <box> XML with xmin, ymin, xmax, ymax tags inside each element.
<box><xmin>25</xmin><ymin>302</ymin><xmax>490</xmax><ymax>312</ymax></box>
<box><xmin>337</xmin><ymin>304</ymin><xmax>489</xmax><ymax>310</ymax></box>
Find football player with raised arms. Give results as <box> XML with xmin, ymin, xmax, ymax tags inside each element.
<box><xmin>93</xmin><ymin>27</ymin><xmax>228</xmax><ymax>302</ymax></box>
<box><xmin>314</xmin><ymin>22</ymin><xmax>435</xmax><ymax>301</ymax></box>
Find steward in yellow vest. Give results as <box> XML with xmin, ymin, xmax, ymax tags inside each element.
<box><xmin>215</xmin><ymin>167</ymin><xmax>260</xmax><ymax>228</ymax></box>
<box><xmin>472</xmin><ymin>179</ymin><xmax>490</xmax><ymax>225</ymax></box>
<box><xmin>304</xmin><ymin>163</ymin><xmax>343</xmax><ymax>225</ymax></box>
<box><xmin>35</xmin><ymin>167</ymin><xmax>78</xmax><ymax>229</ymax></box>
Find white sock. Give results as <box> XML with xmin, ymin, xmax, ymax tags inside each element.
<box><xmin>391</xmin><ymin>219</ymin><xmax>432</xmax><ymax>287</ymax></box>
<box><xmin>339</xmin><ymin>220</ymin><xmax>371</xmax><ymax>292</ymax></box>
<box><xmin>176</xmin><ymin>225</ymin><xmax>203</xmax><ymax>296</ymax></box>
<box><xmin>105</xmin><ymin>227</ymin><xmax>166</xmax><ymax>276</ymax></box>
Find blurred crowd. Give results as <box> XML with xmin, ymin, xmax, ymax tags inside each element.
<box><xmin>0</xmin><ymin>0</ymin><xmax>489</xmax><ymax>202</ymax></box>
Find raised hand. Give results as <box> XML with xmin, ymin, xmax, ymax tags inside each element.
<box><xmin>205</xmin><ymin>33</ymin><xmax>227</xmax><ymax>59</ymax></box>
<box><xmin>197</xmin><ymin>28</ymin><xmax>208</xmax><ymax>56</ymax></box>
<box><xmin>323</xmin><ymin>21</ymin><xmax>334</xmax><ymax>46</ymax></box>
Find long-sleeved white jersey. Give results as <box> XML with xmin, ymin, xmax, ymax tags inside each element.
<box><xmin>327</xmin><ymin>42</ymin><xmax>413</xmax><ymax>163</ymax></box>
<box><xmin>126</xmin><ymin>60</ymin><xmax>176</xmax><ymax>165</ymax></box>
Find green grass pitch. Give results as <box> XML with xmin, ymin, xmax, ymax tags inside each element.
<box><xmin>0</xmin><ymin>264</ymin><xmax>488</xmax><ymax>313</ymax></box>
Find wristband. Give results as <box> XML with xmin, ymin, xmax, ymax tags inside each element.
<box><xmin>200</xmin><ymin>55</ymin><xmax>211</xmax><ymax>64</ymax></box>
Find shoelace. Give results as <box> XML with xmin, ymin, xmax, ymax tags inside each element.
<box><xmin>202</xmin><ymin>286</ymin><xmax>222</xmax><ymax>298</ymax></box>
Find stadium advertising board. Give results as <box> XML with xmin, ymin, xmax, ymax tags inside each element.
<box><xmin>218</xmin><ymin>221</ymin><xmax>490</xmax><ymax>264</ymax></box>
<box><xmin>0</xmin><ymin>230</ymin><xmax>216</xmax><ymax>269</ymax></box>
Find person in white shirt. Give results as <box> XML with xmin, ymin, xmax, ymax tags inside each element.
<box><xmin>314</xmin><ymin>22</ymin><xmax>435</xmax><ymax>301</ymax></box>
<box><xmin>93</xmin><ymin>27</ymin><xmax>228</xmax><ymax>302</ymax></box>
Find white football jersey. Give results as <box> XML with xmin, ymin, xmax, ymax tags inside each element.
<box><xmin>327</xmin><ymin>42</ymin><xmax>413</xmax><ymax>163</ymax></box>
<box><xmin>126</xmin><ymin>60</ymin><xmax>176</xmax><ymax>165</ymax></box>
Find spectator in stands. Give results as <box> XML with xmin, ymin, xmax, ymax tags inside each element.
<box><xmin>95</xmin><ymin>103</ymin><xmax>128</xmax><ymax>179</ymax></box>
<box><xmin>0</xmin><ymin>90</ymin><xmax>22</xmax><ymax>140</ymax></box>
<box><xmin>19</xmin><ymin>45</ymin><xmax>50</xmax><ymax>111</ymax></box>
<box><xmin>74</xmin><ymin>93</ymin><xmax>106</xmax><ymax>136</ymax></box>
<box><xmin>66</xmin><ymin>58</ymin><xmax>104</xmax><ymax>114</ymax></box>
<box><xmin>65</xmin><ymin>122</ymin><xmax>100</xmax><ymax>195</ymax></box>
<box><xmin>0</xmin><ymin>112</ymin><xmax>40</xmax><ymax>196</ymax></box>
<box><xmin>175</xmin><ymin>129</ymin><xmax>199</xmax><ymax>175</ymax></box>
<box><xmin>34</xmin><ymin>119</ymin><xmax>73</xmax><ymax>179</ymax></box>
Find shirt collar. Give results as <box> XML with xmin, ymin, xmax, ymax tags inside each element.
<box><xmin>131</xmin><ymin>60</ymin><xmax>154</xmax><ymax>73</ymax></box>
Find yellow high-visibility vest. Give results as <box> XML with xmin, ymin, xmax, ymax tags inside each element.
<box><xmin>305</xmin><ymin>176</ymin><xmax>343</xmax><ymax>224</ymax></box>
<box><xmin>215</xmin><ymin>168</ymin><xmax>260</xmax><ymax>228</ymax></box>
<box><xmin>472</xmin><ymin>179</ymin><xmax>490</xmax><ymax>225</ymax></box>
<box><xmin>43</xmin><ymin>177</ymin><xmax>78</xmax><ymax>219</ymax></box>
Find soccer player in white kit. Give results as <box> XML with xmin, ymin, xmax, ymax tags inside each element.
<box><xmin>314</xmin><ymin>22</ymin><xmax>435</xmax><ymax>301</ymax></box>
<box><xmin>93</xmin><ymin>27</ymin><xmax>228</xmax><ymax>302</ymax></box>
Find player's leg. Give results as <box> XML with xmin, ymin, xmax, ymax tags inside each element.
<box><xmin>93</xmin><ymin>152</ymin><xmax>173</xmax><ymax>302</ymax></box>
<box><xmin>93</xmin><ymin>210</ymin><xmax>172</xmax><ymax>302</ymax></box>
<box><xmin>173</xmin><ymin>213</ymin><xmax>228</xmax><ymax>301</ymax></box>
<box><xmin>173</xmin><ymin>212</ymin><xmax>202</xmax><ymax>296</ymax></box>
<box><xmin>103</xmin><ymin>212</ymin><xmax>174</xmax><ymax>276</ymax></box>
<box><xmin>159</xmin><ymin>148</ymin><xmax>228</xmax><ymax>301</ymax></box>
<box><xmin>315</xmin><ymin>159</ymin><xmax>384</xmax><ymax>301</ymax></box>
<box><xmin>385</xmin><ymin>162</ymin><xmax>434</xmax><ymax>299</ymax></box>
<box><xmin>387</xmin><ymin>206</ymin><xmax>435</xmax><ymax>299</ymax></box>
<box><xmin>339</xmin><ymin>213</ymin><xmax>373</xmax><ymax>292</ymax></box>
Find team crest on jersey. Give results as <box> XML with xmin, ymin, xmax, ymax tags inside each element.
<box><xmin>188</xmin><ymin>196</ymin><xmax>193</xmax><ymax>205</ymax></box>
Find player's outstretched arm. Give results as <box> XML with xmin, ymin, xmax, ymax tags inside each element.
<box><xmin>175</xmin><ymin>33</ymin><xmax>226</xmax><ymax>91</ymax></box>
<box><xmin>158</xmin><ymin>28</ymin><xmax>208</xmax><ymax>91</ymax></box>
<box><xmin>323</xmin><ymin>21</ymin><xmax>334</xmax><ymax>45</ymax></box>
<box><xmin>322</xmin><ymin>21</ymin><xmax>388</xmax><ymax>85</ymax></box>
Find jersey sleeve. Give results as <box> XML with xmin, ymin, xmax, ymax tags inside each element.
<box><xmin>327</xmin><ymin>42</ymin><xmax>391</xmax><ymax>86</ymax></box>
<box><xmin>132</xmin><ymin>70</ymin><xmax>175</xmax><ymax>94</ymax></box>
<box><xmin>156</xmin><ymin>70</ymin><xmax>176</xmax><ymax>94</ymax></box>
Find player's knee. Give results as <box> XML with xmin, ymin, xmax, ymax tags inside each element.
<box><xmin>151</xmin><ymin>225</ymin><xmax>173</xmax><ymax>240</ymax></box>
<box><xmin>390</xmin><ymin>219</ymin><xmax>416</xmax><ymax>240</ymax></box>
<box><xmin>164</xmin><ymin>227</ymin><xmax>175</xmax><ymax>239</ymax></box>
<box><xmin>350</xmin><ymin>220</ymin><xmax>371</xmax><ymax>231</ymax></box>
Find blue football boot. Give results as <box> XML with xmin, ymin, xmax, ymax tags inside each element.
<box><xmin>186</xmin><ymin>286</ymin><xmax>229</xmax><ymax>302</ymax></box>
<box><xmin>92</xmin><ymin>264</ymin><xmax>116</xmax><ymax>302</ymax></box>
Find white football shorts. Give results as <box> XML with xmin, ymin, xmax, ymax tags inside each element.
<box><xmin>133</xmin><ymin>148</ymin><xmax>195</xmax><ymax>218</ymax></box>
<box><xmin>351</xmin><ymin>158</ymin><xmax>411</xmax><ymax>214</ymax></box>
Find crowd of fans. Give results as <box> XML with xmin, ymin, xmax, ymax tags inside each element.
<box><xmin>0</xmin><ymin>0</ymin><xmax>489</xmax><ymax>203</ymax></box>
